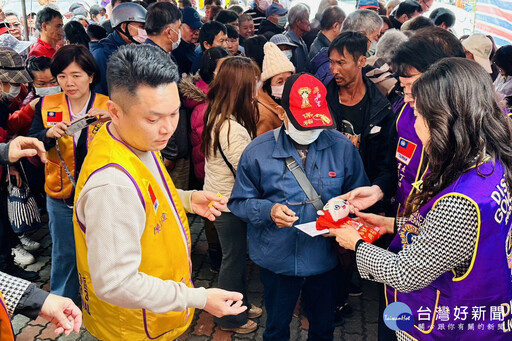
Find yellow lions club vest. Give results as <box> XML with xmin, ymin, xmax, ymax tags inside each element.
<box><xmin>41</xmin><ymin>92</ymin><xmax>108</xmax><ymax>199</ymax></box>
<box><xmin>73</xmin><ymin>123</ymin><xmax>194</xmax><ymax>340</ymax></box>
<box><xmin>0</xmin><ymin>291</ymin><xmax>15</xmax><ymax>341</ymax></box>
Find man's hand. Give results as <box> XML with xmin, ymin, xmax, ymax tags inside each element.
<box><xmin>354</xmin><ymin>210</ymin><xmax>395</xmax><ymax>235</ymax></box>
<box><xmin>329</xmin><ymin>227</ymin><xmax>362</xmax><ymax>251</ymax></box>
<box><xmin>8</xmin><ymin>136</ymin><xmax>47</xmax><ymax>163</ymax></box>
<box><xmin>338</xmin><ymin>185</ymin><xmax>384</xmax><ymax>212</ymax></box>
<box><xmin>270</xmin><ymin>203</ymin><xmax>298</xmax><ymax>228</ymax></box>
<box><xmin>191</xmin><ymin>191</ymin><xmax>228</xmax><ymax>221</ymax></box>
<box><xmin>203</xmin><ymin>288</ymin><xmax>247</xmax><ymax>318</ymax></box>
<box><xmin>39</xmin><ymin>294</ymin><xmax>82</xmax><ymax>336</ymax></box>
<box><xmin>46</xmin><ymin>121</ymin><xmax>70</xmax><ymax>139</ymax></box>
<box><xmin>88</xmin><ymin>107</ymin><xmax>111</xmax><ymax>122</ymax></box>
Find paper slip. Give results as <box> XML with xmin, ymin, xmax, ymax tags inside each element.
<box><xmin>295</xmin><ymin>221</ymin><xmax>329</xmax><ymax>237</ymax></box>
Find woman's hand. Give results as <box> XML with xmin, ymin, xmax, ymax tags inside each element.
<box><xmin>88</xmin><ymin>108</ymin><xmax>110</xmax><ymax>122</ymax></box>
<box><xmin>46</xmin><ymin>121</ymin><xmax>70</xmax><ymax>139</ymax></box>
<box><xmin>329</xmin><ymin>227</ymin><xmax>362</xmax><ymax>251</ymax></box>
<box><xmin>354</xmin><ymin>210</ymin><xmax>395</xmax><ymax>235</ymax></box>
<box><xmin>191</xmin><ymin>191</ymin><xmax>228</xmax><ymax>221</ymax></box>
<box><xmin>338</xmin><ymin>185</ymin><xmax>384</xmax><ymax>212</ymax></box>
<box><xmin>7</xmin><ymin>166</ymin><xmax>22</xmax><ymax>187</ymax></box>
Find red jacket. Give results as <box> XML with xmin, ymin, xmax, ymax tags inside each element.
<box><xmin>8</xmin><ymin>103</ymin><xmax>36</xmax><ymax>136</ymax></box>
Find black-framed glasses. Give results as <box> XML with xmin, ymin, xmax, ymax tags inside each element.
<box><xmin>395</xmin><ymin>90</ymin><xmax>412</xmax><ymax>98</ymax></box>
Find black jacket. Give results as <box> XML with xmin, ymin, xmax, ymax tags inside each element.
<box><xmin>326</xmin><ymin>76</ymin><xmax>397</xmax><ymax>199</ymax></box>
<box><xmin>258</xmin><ymin>19</ymin><xmax>283</xmax><ymax>40</ymax></box>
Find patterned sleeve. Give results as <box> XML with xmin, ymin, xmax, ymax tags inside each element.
<box><xmin>355</xmin><ymin>195</ymin><xmax>478</xmax><ymax>293</ymax></box>
<box><xmin>0</xmin><ymin>271</ymin><xmax>31</xmax><ymax>317</ymax></box>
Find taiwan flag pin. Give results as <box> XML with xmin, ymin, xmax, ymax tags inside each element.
<box><xmin>328</xmin><ymin>171</ymin><xmax>336</xmax><ymax>178</ymax></box>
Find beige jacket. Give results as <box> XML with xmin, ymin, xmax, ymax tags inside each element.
<box><xmin>256</xmin><ymin>89</ymin><xmax>285</xmax><ymax>136</ymax></box>
<box><xmin>203</xmin><ymin>117</ymin><xmax>252</xmax><ymax>211</ymax></box>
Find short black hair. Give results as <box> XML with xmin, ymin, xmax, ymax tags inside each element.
<box><xmin>199</xmin><ymin>46</ymin><xmax>229</xmax><ymax>84</ymax></box>
<box><xmin>395</xmin><ymin>0</ymin><xmax>422</xmax><ymax>18</ymax></box>
<box><xmin>226</xmin><ymin>24</ymin><xmax>238</xmax><ymax>39</ymax></box>
<box><xmin>64</xmin><ymin>21</ymin><xmax>91</xmax><ymax>46</ymax></box>
<box><xmin>180</xmin><ymin>0</ymin><xmax>193</xmax><ymax>8</ymax></box>
<box><xmin>204</xmin><ymin>0</ymin><xmax>222</xmax><ymax>6</ymax></box>
<box><xmin>107</xmin><ymin>44</ymin><xmax>179</xmax><ymax>97</ymax></box>
<box><xmin>199</xmin><ymin>21</ymin><xmax>227</xmax><ymax>51</ymax></box>
<box><xmin>392</xmin><ymin>27</ymin><xmax>465</xmax><ymax>77</ymax></box>
<box><xmin>243</xmin><ymin>35</ymin><xmax>267</xmax><ymax>71</ymax></box>
<box><xmin>146</xmin><ymin>2</ymin><xmax>182</xmax><ymax>35</ymax></box>
<box><xmin>320</xmin><ymin>6</ymin><xmax>346</xmax><ymax>31</ymax></box>
<box><xmin>36</xmin><ymin>7</ymin><xmax>62</xmax><ymax>31</ymax></box>
<box><xmin>4</xmin><ymin>12</ymin><xmax>19</xmax><ymax>19</ymax></box>
<box><xmin>26</xmin><ymin>56</ymin><xmax>52</xmax><ymax>79</ymax></box>
<box><xmin>402</xmin><ymin>16</ymin><xmax>433</xmax><ymax>31</ymax></box>
<box><xmin>87</xmin><ymin>24</ymin><xmax>107</xmax><ymax>40</ymax></box>
<box><xmin>328</xmin><ymin>31</ymin><xmax>368</xmax><ymax>61</ymax></box>
<box><xmin>493</xmin><ymin>45</ymin><xmax>512</xmax><ymax>77</ymax></box>
<box><xmin>429</xmin><ymin>8</ymin><xmax>456</xmax><ymax>28</ymax></box>
<box><xmin>90</xmin><ymin>5</ymin><xmax>106</xmax><ymax>17</ymax></box>
<box><xmin>215</xmin><ymin>10</ymin><xmax>238</xmax><ymax>24</ymax></box>
<box><xmin>50</xmin><ymin>44</ymin><xmax>100</xmax><ymax>89</ymax></box>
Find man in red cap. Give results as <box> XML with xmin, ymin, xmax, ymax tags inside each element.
<box><xmin>229</xmin><ymin>73</ymin><xmax>369</xmax><ymax>340</ymax></box>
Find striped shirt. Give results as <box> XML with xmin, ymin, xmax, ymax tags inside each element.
<box><xmin>243</xmin><ymin>7</ymin><xmax>266</xmax><ymax>32</ymax></box>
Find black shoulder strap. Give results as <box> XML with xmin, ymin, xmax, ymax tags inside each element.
<box><xmin>218</xmin><ymin>143</ymin><xmax>236</xmax><ymax>178</ymax></box>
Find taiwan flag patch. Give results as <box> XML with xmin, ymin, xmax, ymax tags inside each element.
<box><xmin>148</xmin><ymin>184</ymin><xmax>159</xmax><ymax>212</ymax></box>
<box><xmin>396</xmin><ymin>138</ymin><xmax>417</xmax><ymax>165</ymax></box>
<box><xmin>47</xmin><ymin>111</ymin><xmax>62</xmax><ymax>126</ymax></box>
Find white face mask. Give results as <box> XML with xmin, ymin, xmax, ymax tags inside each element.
<box><xmin>277</xmin><ymin>15</ymin><xmax>287</xmax><ymax>28</ymax></box>
<box><xmin>34</xmin><ymin>85</ymin><xmax>61</xmax><ymax>97</ymax></box>
<box><xmin>367</xmin><ymin>41</ymin><xmax>377</xmax><ymax>57</ymax></box>
<box><xmin>285</xmin><ymin>121</ymin><xmax>323</xmax><ymax>145</ymax></box>
<box><xmin>271</xmin><ymin>84</ymin><xmax>284</xmax><ymax>99</ymax></box>
<box><xmin>5</xmin><ymin>85</ymin><xmax>21</xmax><ymax>99</ymax></box>
<box><xmin>258</xmin><ymin>0</ymin><xmax>272</xmax><ymax>11</ymax></box>
<box><xmin>283</xmin><ymin>49</ymin><xmax>293</xmax><ymax>60</ymax></box>
<box><xmin>171</xmin><ymin>27</ymin><xmax>181</xmax><ymax>50</ymax></box>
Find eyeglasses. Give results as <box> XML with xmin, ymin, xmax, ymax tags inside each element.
<box><xmin>395</xmin><ymin>90</ymin><xmax>412</xmax><ymax>98</ymax></box>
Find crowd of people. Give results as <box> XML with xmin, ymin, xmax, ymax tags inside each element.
<box><xmin>0</xmin><ymin>0</ymin><xmax>512</xmax><ymax>340</ymax></box>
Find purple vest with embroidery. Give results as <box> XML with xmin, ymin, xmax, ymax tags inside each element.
<box><xmin>395</xmin><ymin>103</ymin><xmax>427</xmax><ymax>215</ymax></box>
<box><xmin>386</xmin><ymin>160</ymin><xmax>512</xmax><ymax>339</ymax></box>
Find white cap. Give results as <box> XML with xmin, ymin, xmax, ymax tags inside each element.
<box><xmin>462</xmin><ymin>33</ymin><xmax>493</xmax><ymax>73</ymax></box>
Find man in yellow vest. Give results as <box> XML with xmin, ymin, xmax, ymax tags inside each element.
<box><xmin>73</xmin><ymin>44</ymin><xmax>247</xmax><ymax>341</ymax></box>
<box><xmin>0</xmin><ymin>136</ymin><xmax>82</xmax><ymax>339</ymax></box>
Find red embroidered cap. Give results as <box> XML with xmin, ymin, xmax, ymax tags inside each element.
<box><xmin>281</xmin><ymin>73</ymin><xmax>335</xmax><ymax>131</ymax></box>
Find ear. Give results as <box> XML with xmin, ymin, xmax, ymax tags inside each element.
<box><xmin>106</xmin><ymin>100</ymin><xmax>123</xmax><ymax>123</ymax></box>
<box><xmin>42</xmin><ymin>22</ymin><xmax>47</xmax><ymax>32</ymax></box>
<box><xmin>358</xmin><ymin>55</ymin><xmax>367</xmax><ymax>68</ymax></box>
<box><xmin>203</xmin><ymin>41</ymin><xmax>212</xmax><ymax>50</ymax></box>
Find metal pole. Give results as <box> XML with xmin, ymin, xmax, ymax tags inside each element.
<box><xmin>21</xmin><ymin>0</ymin><xmax>29</xmax><ymax>41</ymax></box>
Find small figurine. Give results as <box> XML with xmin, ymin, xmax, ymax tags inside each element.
<box><xmin>316</xmin><ymin>198</ymin><xmax>382</xmax><ymax>244</ymax></box>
